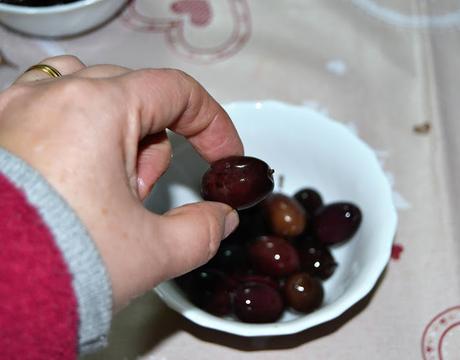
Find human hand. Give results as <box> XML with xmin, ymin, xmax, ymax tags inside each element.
<box><xmin>0</xmin><ymin>55</ymin><xmax>243</xmax><ymax>311</ymax></box>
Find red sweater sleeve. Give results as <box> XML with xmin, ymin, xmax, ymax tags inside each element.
<box><xmin>0</xmin><ymin>173</ymin><xmax>78</xmax><ymax>359</ymax></box>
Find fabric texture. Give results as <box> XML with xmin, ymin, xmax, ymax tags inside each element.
<box><xmin>0</xmin><ymin>170</ymin><xmax>78</xmax><ymax>359</ymax></box>
<box><xmin>0</xmin><ymin>148</ymin><xmax>112</xmax><ymax>355</ymax></box>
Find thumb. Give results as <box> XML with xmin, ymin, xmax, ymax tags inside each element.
<box><xmin>109</xmin><ymin>201</ymin><xmax>239</xmax><ymax>311</ymax></box>
<box><xmin>155</xmin><ymin>201</ymin><xmax>239</xmax><ymax>279</ymax></box>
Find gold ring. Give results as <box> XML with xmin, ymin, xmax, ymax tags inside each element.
<box><xmin>24</xmin><ymin>64</ymin><xmax>62</xmax><ymax>78</ymax></box>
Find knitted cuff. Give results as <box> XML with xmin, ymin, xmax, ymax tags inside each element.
<box><xmin>0</xmin><ymin>148</ymin><xmax>112</xmax><ymax>354</ymax></box>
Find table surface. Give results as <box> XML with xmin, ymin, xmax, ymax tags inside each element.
<box><xmin>2</xmin><ymin>1</ymin><xmax>460</xmax><ymax>359</ymax></box>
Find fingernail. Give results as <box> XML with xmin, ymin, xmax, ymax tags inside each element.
<box><xmin>224</xmin><ymin>209</ymin><xmax>239</xmax><ymax>238</ymax></box>
<box><xmin>137</xmin><ymin>177</ymin><xmax>145</xmax><ymax>191</ymax></box>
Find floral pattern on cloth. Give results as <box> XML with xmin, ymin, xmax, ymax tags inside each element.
<box><xmin>422</xmin><ymin>306</ymin><xmax>460</xmax><ymax>360</ymax></box>
<box><xmin>121</xmin><ymin>0</ymin><xmax>251</xmax><ymax>63</ymax></box>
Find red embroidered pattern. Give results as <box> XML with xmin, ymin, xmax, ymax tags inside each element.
<box><xmin>121</xmin><ymin>0</ymin><xmax>251</xmax><ymax>63</ymax></box>
<box><xmin>422</xmin><ymin>306</ymin><xmax>460</xmax><ymax>359</ymax></box>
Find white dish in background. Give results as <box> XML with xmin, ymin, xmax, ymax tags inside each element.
<box><xmin>148</xmin><ymin>100</ymin><xmax>398</xmax><ymax>336</ymax></box>
<box><xmin>0</xmin><ymin>0</ymin><xmax>127</xmax><ymax>37</ymax></box>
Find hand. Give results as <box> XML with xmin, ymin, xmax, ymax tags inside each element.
<box><xmin>0</xmin><ymin>55</ymin><xmax>243</xmax><ymax>310</ymax></box>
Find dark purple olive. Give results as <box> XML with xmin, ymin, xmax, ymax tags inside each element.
<box><xmin>313</xmin><ymin>202</ymin><xmax>362</xmax><ymax>245</ymax></box>
<box><xmin>233</xmin><ymin>283</ymin><xmax>284</xmax><ymax>323</ymax></box>
<box><xmin>248</xmin><ymin>235</ymin><xmax>300</xmax><ymax>277</ymax></box>
<box><xmin>206</xmin><ymin>286</ymin><xmax>235</xmax><ymax>316</ymax></box>
<box><xmin>175</xmin><ymin>268</ymin><xmax>236</xmax><ymax>316</ymax></box>
<box><xmin>297</xmin><ymin>235</ymin><xmax>338</xmax><ymax>279</ymax></box>
<box><xmin>283</xmin><ymin>273</ymin><xmax>323</xmax><ymax>313</ymax></box>
<box><xmin>263</xmin><ymin>193</ymin><xmax>307</xmax><ymax>237</ymax></box>
<box><xmin>207</xmin><ymin>243</ymin><xmax>247</xmax><ymax>271</ymax></box>
<box><xmin>294</xmin><ymin>188</ymin><xmax>323</xmax><ymax>216</ymax></box>
<box><xmin>0</xmin><ymin>0</ymin><xmax>78</xmax><ymax>5</ymax></box>
<box><xmin>237</xmin><ymin>204</ymin><xmax>270</xmax><ymax>238</ymax></box>
<box><xmin>233</xmin><ymin>274</ymin><xmax>280</xmax><ymax>290</ymax></box>
<box><xmin>201</xmin><ymin>156</ymin><xmax>274</xmax><ymax>210</ymax></box>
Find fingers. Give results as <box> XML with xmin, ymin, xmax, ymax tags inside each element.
<box><xmin>75</xmin><ymin>64</ymin><xmax>131</xmax><ymax>79</ymax></box>
<box><xmin>117</xmin><ymin>69</ymin><xmax>244</xmax><ymax>163</ymax></box>
<box><xmin>108</xmin><ymin>201</ymin><xmax>238</xmax><ymax>310</ymax></box>
<box><xmin>15</xmin><ymin>57</ymin><xmax>130</xmax><ymax>85</ymax></box>
<box><xmin>136</xmin><ymin>131</ymin><xmax>172</xmax><ymax>200</ymax></box>
<box><xmin>14</xmin><ymin>55</ymin><xmax>86</xmax><ymax>84</ymax></box>
<box><xmin>153</xmin><ymin>202</ymin><xmax>239</xmax><ymax>279</ymax></box>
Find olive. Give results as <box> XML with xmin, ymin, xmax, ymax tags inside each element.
<box><xmin>1</xmin><ymin>0</ymin><xmax>78</xmax><ymax>6</ymax></box>
<box><xmin>237</xmin><ymin>204</ymin><xmax>270</xmax><ymax>238</ymax></box>
<box><xmin>283</xmin><ymin>272</ymin><xmax>323</xmax><ymax>313</ymax></box>
<box><xmin>233</xmin><ymin>283</ymin><xmax>284</xmax><ymax>323</ymax></box>
<box><xmin>233</xmin><ymin>273</ymin><xmax>280</xmax><ymax>290</ymax></box>
<box><xmin>205</xmin><ymin>287</ymin><xmax>235</xmax><ymax>316</ymax></box>
<box><xmin>313</xmin><ymin>202</ymin><xmax>362</xmax><ymax>245</ymax></box>
<box><xmin>175</xmin><ymin>268</ymin><xmax>236</xmax><ymax>316</ymax></box>
<box><xmin>207</xmin><ymin>243</ymin><xmax>247</xmax><ymax>271</ymax></box>
<box><xmin>263</xmin><ymin>193</ymin><xmax>306</xmax><ymax>237</ymax></box>
<box><xmin>201</xmin><ymin>156</ymin><xmax>274</xmax><ymax>210</ymax></box>
<box><xmin>297</xmin><ymin>235</ymin><xmax>337</xmax><ymax>279</ymax></box>
<box><xmin>294</xmin><ymin>188</ymin><xmax>323</xmax><ymax>216</ymax></box>
<box><xmin>175</xmin><ymin>185</ymin><xmax>362</xmax><ymax>322</ymax></box>
<box><xmin>248</xmin><ymin>235</ymin><xmax>300</xmax><ymax>277</ymax></box>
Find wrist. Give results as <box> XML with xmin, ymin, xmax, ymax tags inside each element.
<box><xmin>0</xmin><ymin>147</ymin><xmax>113</xmax><ymax>354</ymax></box>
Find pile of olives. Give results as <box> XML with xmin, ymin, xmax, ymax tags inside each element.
<box><xmin>0</xmin><ymin>0</ymin><xmax>78</xmax><ymax>6</ymax></box>
<box><xmin>175</xmin><ymin>156</ymin><xmax>362</xmax><ymax>323</ymax></box>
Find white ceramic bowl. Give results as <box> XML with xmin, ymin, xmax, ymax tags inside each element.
<box><xmin>0</xmin><ymin>0</ymin><xmax>127</xmax><ymax>37</ymax></box>
<box><xmin>149</xmin><ymin>101</ymin><xmax>398</xmax><ymax>336</ymax></box>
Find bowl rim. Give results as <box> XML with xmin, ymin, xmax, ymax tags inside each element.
<box><xmin>0</xmin><ymin>0</ymin><xmax>107</xmax><ymax>13</ymax></box>
<box><xmin>154</xmin><ymin>100</ymin><xmax>399</xmax><ymax>336</ymax></box>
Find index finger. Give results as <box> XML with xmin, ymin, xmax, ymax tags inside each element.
<box><xmin>117</xmin><ymin>68</ymin><xmax>244</xmax><ymax>162</ymax></box>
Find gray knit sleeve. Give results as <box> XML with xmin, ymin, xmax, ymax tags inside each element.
<box><xmin>0</xmin><ymin>148</ymin><xmax>112</xmax><ymax>354</ymax></box>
